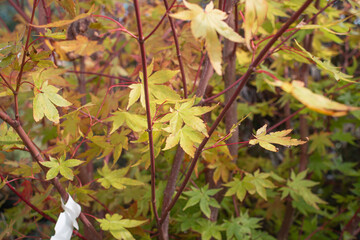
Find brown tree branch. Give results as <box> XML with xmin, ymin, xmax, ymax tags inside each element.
<box><xmin>133</xmin><ymin>0</ymin><xmax>160</xmax><ymax>226</ymax></box>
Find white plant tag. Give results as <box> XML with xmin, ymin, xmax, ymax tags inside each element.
<box><xmin>51</xmin><ymin>195</ymin><xmax>81</xmax><ymax>240</ymax></box>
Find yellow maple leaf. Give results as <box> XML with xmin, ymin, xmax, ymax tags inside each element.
<box><xmin>47</xmin><ymin>36</ymin><xmax>104</xmax><ymax>60</ymax></box>
<box><xmin>170</xmin><ymin>0</ymin><xmax>244</xmax><ymax>75</ymax></box>
<box><xmin>30</xmin><ymin>5</ymin><xmax>96</xmax><ymax>28</ymax></box>
<box><xmin>279</xmin><ymin>80</ymin><xmax>360</xmax><ymax>116</ymax></box>
<box><xmin>244</xmin><ymin>0</ymin><xmax>268</xmax><ymax>50</ymax></box>
<box><xmin>249</xmin><ymin>124</ymin><xmax>306</xmax><ymax>152</ymax></box>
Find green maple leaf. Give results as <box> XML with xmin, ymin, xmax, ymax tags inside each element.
<box><xmin>127</xmin><ymin>60</ymin><xmax>180</xmax><ymax>112</ymax></box>
<box><xmin>332</xmin><ymin>157</ymin><xmax>360</xmax><ymax>177</ymax></box>
<box><xmin>183</xmin><ymin>185</ymin><xmax>221</xmax><ymax>218</ymax></box>
<box><xmin>247</xmin><ymin>170</ymin><xmax>276</xmax><ymax>200</ymax></box>
<box><xmin>224</xmin><ymin>170</ymin><xmax>275</xmax><ymax>201</ymax></box>
<box><xmin>87</xmin><ymin>130</ymin><xmax>130</xmax><ymax>165</ymax></box>
<box><xmin>67</xmin><ymin>183</ymin><xmax>96</xmax><ymax>207</ymax></box>
<box><xmin>308</xmin><ymin>132</ymin><xmax>334</xmax><ymax>155</ymax></box>
<box><xmin>0</xmin><ymin>122</ymin><xmax>24</xmax><ymax>151</ymax></box>
<box><xmin>222</xmin><ymin>212</ymin><xmax>261</xmax><ymax>240</ymax></box>
<box><xmin>193</xmin><ymin>219</ymin><xmax>224</xmax><ymax>240</ymax></box>
<box><xmin>107</xmin><ymin>110</ymin><xmax>147</xmax><ymax>134</ymax></box>
<box><xmin>175</xmin><ymin>212</ymin><xmax>202</xmax><ymax>232</ymax></box>
<box><xmin>160</xmin><ymin>98</ymin><xmax>216</xmax><ymax>136</ymax></box>
<box><xmin>97</xmin><ymin>163</ymin><xmax>144</xmax><ymax>190</ymax></box>
<box><xmin>224</xmin><ymin>177</ymin><xmax>255</xmax><ymax>201</ymax></box>
<box><xmin>40</xmin><ymin>156</ymin><xmax>83</xmax><ymax>181</ymax></box>
<box><xmin>61</xmin><ymin>110</ymin><xmax>81</xmax><ymax>138</ymax></box>
<box><xmin>280</xmin><ymin>170</ymin><xmax>326</xmax><ymax>209</ymax></box>
<box><xmin>11</xmin><ymin>161</ymin><xmax>41</xmax><ymax>177</ymax></box>
<box><xmin>33</xmin><ymin>81</ymin><xmax>72</xmax><ymax>123</ymax></box>
<box><xmin>295</xmin><ymin>40</ymin><xmax>353</xmax><ymax>82</ymax></box>
<box><xmin>110</xmin><ymin>130</ymin><xmax>130</xmax><ymax>165</ymax></box>
<box><xmin>96</xmin><ymin>213</ymin><xmax>147</xmax><ymax>240</ymax></box>
<box><xmin>163</xmin><ymin>125</ymin><xmax>204</xmax><ymax>157</ymax></box>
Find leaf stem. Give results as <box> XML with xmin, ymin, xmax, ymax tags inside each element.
<box><xmin>68</xmin><ymin>70</ymin><xmax>132</xmax><ymax>83</ymax></box>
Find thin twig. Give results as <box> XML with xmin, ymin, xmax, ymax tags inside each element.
<box><xmin>144</xmin><ymin>0</ymin><xmax>177</xmax><ymax>41</ymax></box>
<box><xmin>163</xmin><ymin>0</ymin><xmax>188</xmax><ymax>98</ymax></box>
<box><xmin>0</xmin><ymin>73</ymin><xmax>15</xmax><ymax>93</ymax></box>
<box><xmin>339</xmin><ymin>206</ymin><xmax>360</xmax><ymax>240</ymax></box>
<box><xmin>68</xmin><ymin>70</ymin><xmax>132</xmax><ymax>83</ymax></box>
<box><xmin>14</xmin><ymin>0</ymin><xmax>38</xmax><ymax>121</ymax></box>
<box><xmin>92</xmin><ymin>15</ymin><xmax>137</xmax><ymax>39</ymax></box>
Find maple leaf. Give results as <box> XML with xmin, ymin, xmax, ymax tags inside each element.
<box><xmin>163</xmin><ymin>125</ymin><xmax>204</xmax><ymax>157</ymax></box>
<box><xmin>127</xmin><ymin>61</ymin><xmax>180</xmax><ymax>111</ymax></box>
<box><xmin>87</xmin><ymin>129</ymin><xmax>130</xmax><ymax>165</ymax></box>
<box><xmin>11</xmin><ymin>160</ymin><xmax>41</xmax><ymax>178</ymax></box>
<box><xmin>183</xmin><ymin>185</ymin><xmax>221</xmax><ymax>219</ymax></box>
<box><xmin>97</xmin><ymin>163</ymin><xmax>144</xmax><ymax>190</ymax></box>
<box><xmin>278</xmin><ymin>80</ymin><xmax>359</xmax><ymax>116</ymax></box>
<box><xmin>222</xmin><ymin>212</ymin><xmax>262</xmax><ymax>240</ymax></box>
<box><xmin>308</xmin><ymin>132</ymin><xmax>334</xmax><ymax>155</ymax></box>
<box><xmin>33</xmin><ymin>81</ymin><xmax>72</xmax><ymax>124</ymax></box>
<box><xmin>249</xmin><ymin>124</ymin><xmax>306</xmax><ymax>152</ymax></box>
<box><xmin>294</xmin><ymin>40</ymin><xmax>353</xmax><ymax>82</ymax></box>
<box><xmin>170</xmin><ymin>0</ymin><xmax>244</xmax><ymax>75</ymax></box>
<box><xmin>49</xmin><ymin>35</ymin><xmax>104</xmax><ymax>60</ymax></box>
<box><xmin>193</xmin><ymin>219</ymin><xmax>224</xmax><ymax>240</ymax></box>
<box><xmin>160</xmin><ymin>98</ymin><xmax>215</xmax><ymax>136</ymax></box>
<box><xmin>67</xmin><ymin>183</ymin><xmax>96</xmax><ymax>207</ymax></box>
<box><xmin>247</xmin><ymin>170</ymin><xmax>276</xmax><ymax>200</ymax></box>
<box><xmin>30</xmin><ymin>5</ymin><xmax>96</xmax><ymax>28</ymax></box>
<box><xmin>0</xmin><ymin>122</ymin><xmax>23</xmax><ymax>151</ymax></box>
<box><xmin>106</xmin><ymin>110</ymin><xmax>147</xmax><ymax>134</ymax></box>
<box><xmin>224</xmin><ymin>170</ymin><xmax>275</xmax><ymax>201</ymax></box>
<box><xmin>224</xmin><ymin>176</ymin><xmax>255</xmax><ymax>201</ymax></box>
<box><xmin>244</xmin><ymin>0</ymin><xmax>268</xmax><ymax>49</ymax></box>
<box><xmin>31</xmin><ymin>68</ymin><xmax>69</xmax><ymax>87</ymax></box>
<box><xmin>57</xmin><ymin>0</ymin><xmax>76</xmax><ymax>17</ymax></box>
<box><xmin>96</xmin><ymin>213</ymin><xmax>147</xmax><ymax>240</ymax></box>
<box><xmin>207</xmin><ymin>158</ymin><xmax>237</xmax><ymax>184</ymax></box>
<box><xmin>280</xmin><ymin>170</ymin><xmax>327</xmax><ymax>209</ymax></box>
<box><xmin>40</xmin><ymin>156</ymin><xmax>84</xmax><ymax>181</ymax></box>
